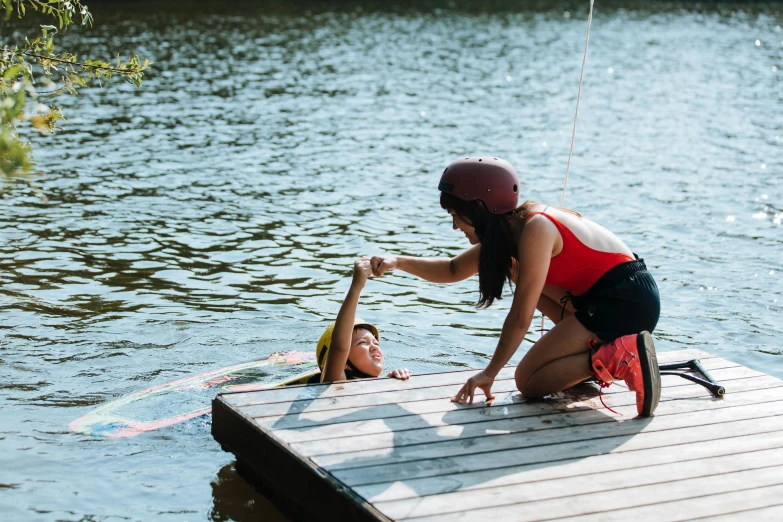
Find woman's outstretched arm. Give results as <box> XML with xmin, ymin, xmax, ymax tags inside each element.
<box><xmin>371</xmin><ymin>244</ymin><xmax>480</xmax><ymax>283</ymax></box>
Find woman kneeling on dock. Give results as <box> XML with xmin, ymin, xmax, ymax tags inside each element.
<box><xmin>371</xmin><ymin>157</ymin><xmax>661</xmax><ymax>416</ymax></box>
<box><xmin>312</xmin><ymin>256</ymin><xmax>412</xmax><ymax>383</ymax></box>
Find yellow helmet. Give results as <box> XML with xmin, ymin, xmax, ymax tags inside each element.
<box><xmin>316</xmin><ymin>318</ymin><xmax>380</xmax><ymax>371</ymax></box>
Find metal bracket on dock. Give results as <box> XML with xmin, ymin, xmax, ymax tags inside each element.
<box><xmin>658</xmin><ymin>359</ymin><xmax>725</xmax><ymax>397</ymax></box>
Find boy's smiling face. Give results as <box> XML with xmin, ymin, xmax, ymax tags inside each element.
<box><xmin>348</xmin><ymin>327</ymin><xmax>384</xmax><ymax>377</ymax></box>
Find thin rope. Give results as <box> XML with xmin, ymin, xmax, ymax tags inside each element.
<box><xmin>560</xmin><ymin>0</ymin><xmax>595</xmax><ymax>207</ymax></box>
<box><xmin>545</xmin><ymin>0</ymin><xmax>595</xmax><ymax>338</ymax></box>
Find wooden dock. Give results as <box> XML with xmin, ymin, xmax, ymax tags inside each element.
<box><xmin>212</xmin><ymin>349</ymin><xmax>783</xmax><ymax>521</ymax></box>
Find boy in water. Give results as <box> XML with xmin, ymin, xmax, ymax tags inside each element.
<box><xmin>314</xmin><ymin>257</ymin><xmax>412</xmax><ymax>383</ymax></box>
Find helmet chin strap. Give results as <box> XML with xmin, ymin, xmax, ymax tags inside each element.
<box><xmin>346</xmin><ymin>359</ymin><xmax>375</xmax><ymax>379</ymax></box>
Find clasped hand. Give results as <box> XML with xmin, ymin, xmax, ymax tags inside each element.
<box><xmin>352</xmin><ymin>257</ymin><xmax>373</xmax><ymax>286</ymax></box>
<box><xmin>370</xmin><ymin>255</ymin><xmax>397</xmax><ymax>277</ymax></box>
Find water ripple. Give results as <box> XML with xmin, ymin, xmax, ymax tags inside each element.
<box><xmin>1</xmin><ymin>1</ymin><xmax>781</xmax><ymax>520</ymax></box>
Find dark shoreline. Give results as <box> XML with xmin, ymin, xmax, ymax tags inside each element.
<box><xmin>80</xmin><ymin>0</ymin><xmax>783</xmax><ymax>15</ymax></box>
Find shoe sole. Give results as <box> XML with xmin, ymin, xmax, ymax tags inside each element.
<box><xmin>637</xmin><ymin>331</ymin><xmax>661</xmax><ymax>416</ymax></box>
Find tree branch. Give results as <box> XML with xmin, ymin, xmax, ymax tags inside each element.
<box><xmin>17</xmin><ymin>50</ymin><xmax>143</xmax><ymax>75</ymax></box>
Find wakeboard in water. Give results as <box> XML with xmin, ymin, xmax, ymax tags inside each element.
<box><xmin>69</xmin><ymin>351</ymin><xmax>318</xmax><ymax>438</ymax></box>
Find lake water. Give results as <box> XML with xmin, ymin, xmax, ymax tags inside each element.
<box><xmin>1</xmin><ymin>0</ymin><xmax>781</xmax><ymax>520</ymax></box>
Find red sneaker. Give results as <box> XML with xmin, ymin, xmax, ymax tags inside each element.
<box><xmin>590</xmin><ymin>331</ymin><xmax>661</xmax><ymax>417</ymax></box>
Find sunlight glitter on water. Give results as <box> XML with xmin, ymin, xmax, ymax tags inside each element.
<box><xmin>2</xmin><ymin>1</ymin><xmax>782</xmax><ymax>521</ymax></box>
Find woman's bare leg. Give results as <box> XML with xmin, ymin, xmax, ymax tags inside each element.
<box><xmin>515</xmin><ymin>315</ymin><xmax>598</xmax><ymax>397</ymax></box>
<box><xmin>537</xmin><ymin>294</ymin><xmax>572</xmax><ymax>324</ymax></box>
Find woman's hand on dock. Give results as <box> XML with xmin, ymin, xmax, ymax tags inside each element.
<box><xmin>452</xmin><ymin>370</ymin><xmax>495</xmax><ymax>404</ymax></box>
<box><xmin>371</xmin><ymin>255</ymin><xmax>397</xmax><ymax>277</ymax></box>
<box><xmin>387</xmin><ymin>368</ymin><xmax>412</xmax><ymax>380</ymax></box>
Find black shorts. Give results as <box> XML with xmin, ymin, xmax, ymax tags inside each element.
<box><xmin>571</xmin><ymin>255</ymin><xmax>660</xmax><ymax>341</ymax></box>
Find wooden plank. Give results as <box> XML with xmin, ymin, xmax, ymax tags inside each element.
<box><xmin>252</xmin><ymin>375</ymin><xmax>752</xmax><ymax>434</ymax></box>
<box><xmin>692</xmin><ymin>503</ymin><xmax>783</xmax><ymax>521</ymax></box>
<box><xmin>377</xmin><ymin>447</ymin><xmax>783</xmax><ymax>520</ymax></box>
<box><xmin>330</xmin><ymin>414</ymin><xmax>783</xmax><ymax>486</ymax></box>
<box><xmin>403</xmin><ymin>466</ymin><xmax>783</xmax><ymax>521</ymax></box>
<box><xmin>235</xmin><ymin>377</ymin><xmax>522</xmax><ymax>418</ymax></box>
<box><xmin>222</xmin><ymin>348</ymin><xmax>716</xmax><ymax>408</ymax></box>
<box><xmin>211</xmin><ymin>396</ymin><xmax>390</xmax><ymax>522</ymax></box>
<box><xmin>313</xmin><ymin>385</ymin><xmax>783</xmax><ymax>470</ymax></box>
<box><xmin>256</xmin><ymin>357</ymin><xmax>747</xmax><ymax>434</ymax></box>
<box><xmin>238</xmin><ymin>357</ymin><xmax>748</xmax><ymax>420</ymax></box>
<box><xmin>295</xmin><ymin>377</ymin><xmax>782</xmax><ymax>458</ymax></box>
<box><xmin>356</xmin><ymin>430</ymin><xmax>783</xmax><ymax>503</ymax></box>
<box><xmin>224</xmin><ymin>366</ymin><xmax>517</xmax><ymax>407</ymax></box>
<box><xmin>269</xmin><ymin>367</ymin><xmax>774</xmax><ymax>445</ymax></box>
<box><xmin>213</xmin><ymin>349</ymin><xmax>779</xmax><ymax>522</ymax></box>
<box><xmin>532</xmin><ymin>483</ymin><xmax>783</xmax><ymax>522</ymax></box>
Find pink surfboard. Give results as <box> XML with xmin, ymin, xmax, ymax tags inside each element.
<box><xmin>69</xmin><ymin>352</ymin><xmax>318</xmax><ymax>438</ymax></box>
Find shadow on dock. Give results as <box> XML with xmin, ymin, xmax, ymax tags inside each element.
<box><xmin>266</xmin><ymin>382</ymin><xmax>652</xmax><ymax>502</ymax></box>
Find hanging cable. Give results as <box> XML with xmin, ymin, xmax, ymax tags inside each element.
<box><xmin>560</xmin><ymin>0</ymin><xmax>595</xmax><ymax>207</ymax></box>
<box><xmin>544</xmin><ymin>0</ymin><xmax>596</xmax><ymax>338</ymax></box>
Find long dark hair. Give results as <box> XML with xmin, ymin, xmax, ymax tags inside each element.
<box><xmin>440</xmin><ymin>193</ymin><xmax>537</xmax><ymax>308</ymax></box>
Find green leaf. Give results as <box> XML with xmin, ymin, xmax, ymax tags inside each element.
<box><xmin>40</xmin><ymin>24</ymin><xmax>58</xmax><ymax>36</ymax></box>
<box><xmin>2</xmin><ymin>0</ymin><xmax>148</xmax><ymax>177</ymax></box>
<box><xmin>3</xmin><ymin>64</ymin><xmax>23</xmax><ymax>82</ymax></box>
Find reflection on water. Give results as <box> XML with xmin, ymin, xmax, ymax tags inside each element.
<box><xmin>1</xmin><ymin>0</ymin><xmax>781</xmax><ymax>519</ymax></box>
<box><xmin>211</xmin><ymin>464</ymin><xmax>289</xmax><ymax>522</ymax></box>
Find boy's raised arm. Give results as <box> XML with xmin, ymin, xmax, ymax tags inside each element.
<box><xmin>321</xmin><ymin>257</ymin><xmax>372</xmax><ymax>382</ymax></box>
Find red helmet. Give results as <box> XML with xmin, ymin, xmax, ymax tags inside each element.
<box><xmin>438</xmin><ymin>156</ymin><xmax>520</xmax><ymax>214</ymax></box>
